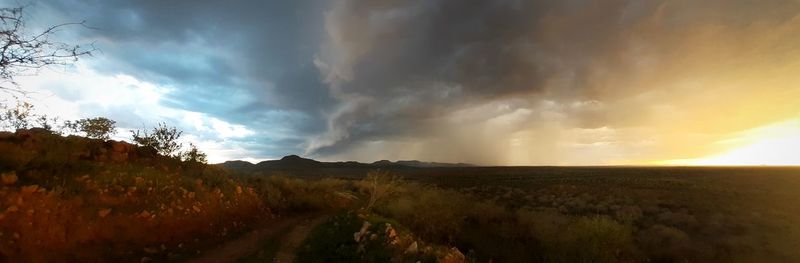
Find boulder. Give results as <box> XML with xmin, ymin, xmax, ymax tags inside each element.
<box><xmin>108</xmin><ymin>141</ymin><xmax>135</xmax><ymax>162</ymax></box>
<box><xmin>1</xmin><ymin>171</ymin><xmax>17</xmax><ymax>185</ymax></box>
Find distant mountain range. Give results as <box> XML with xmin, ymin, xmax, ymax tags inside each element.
<box><xmin>219</xmin><ymin>155</ymin><xmax>474</xmax><ymax>173</ymax></box>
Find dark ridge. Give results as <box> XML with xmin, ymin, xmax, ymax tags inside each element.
<box><xmin>221</xmin><ymin>155</ymin><xmax>474</xmax><ymax>175</ymax></box>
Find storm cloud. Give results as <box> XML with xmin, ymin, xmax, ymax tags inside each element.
<box><xmin>11</xmin><ymin>0</ymin><xmax>336</xmax><ymax>160</ymax></box>
<box><xmin>5</xmin><ymin>0</ymin><xmax>800</xmax><ymax>164</ymax></box>
<box><xmin>310</xmin><ymin>0</ymin><xmax>800</xmax><ymax>164</ymax></box>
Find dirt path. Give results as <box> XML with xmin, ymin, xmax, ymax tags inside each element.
<box><xmin>274</xmin><ymin>216</ymin><xmax>330</xmax><ymax>263</ymax></box>
<box><xmin>187</xmin><ymin>214</ymin><xmax>329</xmax><ymax>263</ymax></box>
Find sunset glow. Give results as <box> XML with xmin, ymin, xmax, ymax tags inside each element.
<box><xmin>657</xmin><ymin>119</ymin><xmax>800</xmax><ymax>166</ymax></box>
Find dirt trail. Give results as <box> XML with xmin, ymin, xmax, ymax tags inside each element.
<box><xmin>274</xmin><ymin>216</ymin><xmax>330</xmax><ymax>263</ymax></box>
<box><xmin>187</xmin><ymin>214</ymin><xmax>328</xmax><ymax>263</ymax></box>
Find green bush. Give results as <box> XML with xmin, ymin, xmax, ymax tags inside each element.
<box><xmin>376</xmin><ymin>184</ymin><xmax>470</xmax><ymax>243</ymax></box>
<box><xmin>65</xmin><ymin>117</ymin><xmax>117</xmax><ymax>140</ymax></box>
<box><xmin>543</xmin><ymin>216</ymin><xmax>640</xmax><ymax>263</ymax></box>
<box><xmin>247</xmin><ymin>176</ymin><xmax>354</xmax><ymax>213</ymax></box>
<box><xmin>295</xmin><ymin>213</ymin><xmax>390</xmax><ymax>263</ymax></box>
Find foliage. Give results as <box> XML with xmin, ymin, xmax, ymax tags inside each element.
<box><xmin>246</xmin><ymin>176</ymin><xmax>355</xmax><ymax>213</ymax></box>
<box><xmin>0</xmin><ymin>6</ymin><xmax>94</xmax><ymax>92</ymax></box>
<box><xmin>542</xmin><ymin>216</ymin><xmax>638</xmax><ymax>263</ymax></box>
<box><xmin>181</xmin><ymin>143</ymin><xmax>208</xmax><ymax>164</ymax></box>
<box><xmin>34</xmin><ymin>114</ymin><xmax>59</xmax><ymax>132</ymax></box>
<box><xmin>0</xmin><ymin>100</ymin><xmax>65</xmax><ymax>133</ymax></box>
<box><xmin>295</xmin><ymin>213</ymin><xmax>365</xmax><ymax>263</ymax></box>
<box><xmin>359</xmin><ymin>170</ymin><xmax>400</xmax><ymax>211</ymax></box>
<box><xmin>354</xmin><ymin>167</ymin><xmax>800</xmax><ymax>262</ymax></box>
<box><xmin>0</xmin><ymin>100</ymin><xmax>32</xmax><ymax>130</ymax></box>
<box><xmin>367</xmin><ymin>179</ymin><xmax>645</xmax><ymax>262</ymax></box>
<box><xmin>131</xmin><ymin>122</ymin><xmax>183</xmax><ymax>157</ymax></box>
<box><xmin>296</xmin><ymin>213</ymin><xmax>442</xmax><ymax>263</ymax></box>
<box><xmin>64</xmin><ymin>117</ymin><xmax>117</xmax><ymax>140</ymax></box>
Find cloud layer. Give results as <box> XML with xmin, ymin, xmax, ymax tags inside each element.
<box><xmin>4</xmin><ymin>0</ymin><xmax>800</xmax><ymax>164</ymax></box>
<box><xmin>311</xmin><ymin>0</ymin><xmax>800</xmax><ymax>164</ymax></box>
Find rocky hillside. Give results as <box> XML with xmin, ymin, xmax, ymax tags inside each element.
<box><xmin>0</xmin><ymin>129</ymin><xmax>267</xmax><ymax>262</ymax></box>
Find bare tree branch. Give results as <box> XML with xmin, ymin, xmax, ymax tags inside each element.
<box><xmin>0</xmin><ymin>6</ymin><xmax>96</xmax><ymax>93</ymax></box>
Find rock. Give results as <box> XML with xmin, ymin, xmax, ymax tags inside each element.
<box><xmin>108</xmin><ymin>141</ymin><xmax>134</xmax><ymax>161</ymax></box>
<box><xmin>20</xmin><ymin>185</ymin><xmax>39</xmax><ymax>194</ymax></box>
<box><xmin>143</xmin><ymin>247</ymin><xmax>158</xmax><ymax>254</ymax></box>
<box><xmin>440</xmin><ymin>247</ymin><xmax>466</xmax><ymax>263</ymax></box>
<box><xmin>353</xmin><ymin>221</ymin><xmax>372</xmax><ymax>242</ymax></box>
<box><xmin>98</xmin><ymin>208</ymin><xmax>112</xmax><ymax>218</ymax></box>
<box><xmin>1</xmin><ymin>171</ymin><xmax>18</xmax><ymax>185</ymax></box>
<box><xmin>140</xmin><ymin>256</ymin><xmax>152</xmax><ymax>263</ymax></box>
<box><xmin>384</xmin><ymin>223</ymin><xmax>400</xmax><ymax>243</ymax></box>
<box><xmin>405</xmin><ymin>241</ymin><xmax>418</xmax><ymax>254</ymax></box>
<box><xmin>139</xmin><ymin>211</ymin><xmax>151</xmax><ymax>219</ymax></box>
<box><xmin>111</xmin><ymin>141</ymin><xmax>133</xmax><ymax>152</ymax></box>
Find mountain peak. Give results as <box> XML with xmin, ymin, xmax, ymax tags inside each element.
<box><xmin>281</xmin><ymin>154</ymin><xmax>305</xmax><ymax>161</ymax></box>
<box><xmin>373</xmin><ymin>160</ymin><xmax>394</xmax><ymax>165</ymax></box>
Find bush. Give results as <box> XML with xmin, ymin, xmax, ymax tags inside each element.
<box><xmin>357</xmin><ymin>170</ymin><xmax>400</xmax><ymax>211</ymax></box>
<box><xmin>376</xmin><ymin>183</ymin><xmax>470</xmax><ymax>243</ymax></box>
<box><xmin>248</xmin><ymin>176</ymin><xmax>355</xmax><ymax>213</ymax></box>
<box><xmin>543</xmin><ymin>216</ymin><xmax>640</xmax><ymax>263</ymax></box>
<box><xmin>131</xmin><ymin>122</ymin><xmax>183</xmax><ymax>157</ymax></box>
<box><xmin>0</xmin><ymin>100</ymin><xmax>33</xmax><ymax>130</ymax></box>
<box><xmin>65</xmin><ymin>117</ymin><xmax>117</xmax><ymax>140</ymax></box>
<box><xmin>295</xmin><ymin>213</ymin><xmax>388</xmax><ymax>263</ymax></box>
<box><xmin>181</xmin><ymin>143</ymin><xmax>207</xmax><ymax>164</ymax></box>
<box><xmin>638</xmin><ymin>224</ymin><xmax>696</xmax><ymax>262</ymax></box>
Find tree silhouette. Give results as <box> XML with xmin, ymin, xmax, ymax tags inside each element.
<box><xmin>131</xmin><ymin>122</ymin><xmax>183</xmax><ymax>157</ymax></box>
<box><xmin>0</xmin><ymin>6</ymin><xmax>94</xmax><ymax>92</ymax></box>
<box><xmin>64</xmin><ymin>117</ymin><xmax>117</xmax><ymax>140</ymax></box>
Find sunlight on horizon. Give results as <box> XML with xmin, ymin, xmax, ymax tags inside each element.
<box><xmin>657</xmin><ymin>119</ymin><xmax>800</xmax><ymax>166</ymax></box>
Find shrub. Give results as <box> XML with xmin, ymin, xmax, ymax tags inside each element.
<box><xmin>638</xmin><ymin>224</ymin><xmax>695</xmax><ymax>262</ymax></box>
<box><xmin>0</xmin><ymin>101</ymin><xmax>33</xmax><ymax>130</ymax></box>
<box><xmin>131</xmin><ymin>122</ymin><xmax>183</xmax><ymax>157</ymax></box>
<box><xmin>543</xmin><ymin>216</ymin><xmax>640</xmax><ymax>263</ymax></box>
<box><xmin>65</xmin><ymin>117</ymin><xmax>117</xmax><ymax>140</ymax></box>
<box><xmin>248</xmin><ymin>176</ymin><xmax>355</xmax><ymax>213</ymax></box>
<box><xmin>376</xmin><ymin>184</ymin><xmax>470</xmax><ymax>243</ymax></box>
<box><xmin>181</xmin><ymin>143</ymin><xmax>208</xmax><ymax>164</ymax></box>
<box><xmin>358</xmin><ymin>170</ymin><xmax>400</xmax><ymax>211</ymax></box>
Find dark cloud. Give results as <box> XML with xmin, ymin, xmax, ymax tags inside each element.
<box><xmin>20</xmin><ymin>0</ymin><xmax>336</xmax><ymax>157</ymax></box>
<box><xmin>308</xmin><ymin>0</ymin><xmax>800</xmax><ymax>164</ymax></box>
<box><xmin>7</xmin><ymin>0</ymin><xmax>800</xmax><ymax>164</ymax></box>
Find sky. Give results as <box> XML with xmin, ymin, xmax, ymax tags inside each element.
<box><xmin>1</xmin><ymin>0</ymin><xmax>798</xmax><ymax>165</ymax></box>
